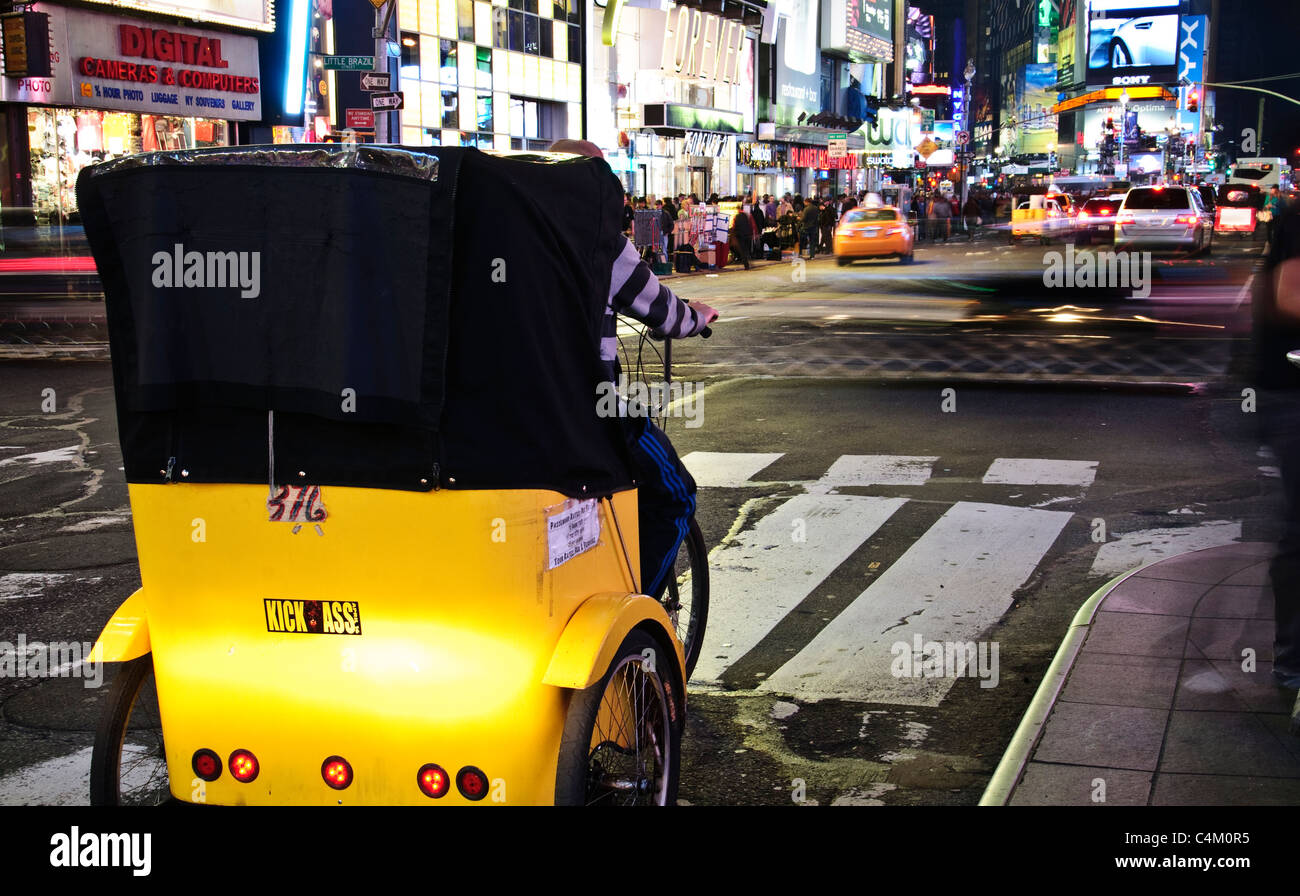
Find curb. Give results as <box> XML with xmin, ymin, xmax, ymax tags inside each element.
<box><xmin>977</xmin><ymin>566</ymin><xmax>1138</xmax><ymax>807</ymax></box>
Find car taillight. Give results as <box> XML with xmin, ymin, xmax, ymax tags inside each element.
<box><xmin>1117</xmin><ymin>211</ymin><xmax>1136</xmax><ymax>224</ymax></box>
<box><xmin>417</xmin><ymin>763</ymin><xmax>450</xmax><ymax>799</ymax></box>
<box><xmin>322</xmin><ymin>756</ymin><xmax>353</xmax><ymax>790</ymax></box>
<box><xmin>1175</xmin><ymin>214</ymin><xmax>1197</xmax><ymax>224</ymax></box>
<box><xmin>456</xmin><ymin>766</ymin><xmax>489</xmax><ymax>801</ymax></box>
<box><xmin>1078</xmin><ymin>212</ymin><xmax>1090</xmax><ymax>221</ymax></box>
<box><xmin>885</xmin><ymin>226</ymin><xmax>903</xmax><ymax>235</ymax></box>
<box><xmin>192</xmin><ymin>749</ymin><xmax>222</xmax><ymax>782</ymax></box>
<box><xmin>229</xmin><ymin>749</ymin><xmax>259</xmax><ymax>783</ymax></box>
<box><xmin>1099</xmin><ymin>208</ymin><xmax>1113</xmax><ymax>215</ymax></box>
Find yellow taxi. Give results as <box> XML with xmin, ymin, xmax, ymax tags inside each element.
<box><xmin>834</xmin><ymin>205</ymin><xmax>914</xmax><ymax>265</ymax></box>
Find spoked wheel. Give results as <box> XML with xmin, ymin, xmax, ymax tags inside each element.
<box><xmin>555</xmin><ymin>630</ymin><xmax>681</xmax><ymax>806</ymax></box>
<box><xmin>90</xmin><ymin>654</ymin><xmax>172</xmax><ymax>806</ymax></box>
<box><xmin>660</xmin><ymin>516</ymin><xmax>709</xmax><ymax>680</ymax></box>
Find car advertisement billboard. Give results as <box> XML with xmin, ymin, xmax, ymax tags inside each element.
<box><xmin>1086</xmin><ymin>0</ymin><xmax>1180</xmax><ymax>88</ymax></box>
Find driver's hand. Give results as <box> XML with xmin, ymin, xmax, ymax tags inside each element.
<box><xmin>692</xmin><ymin>301</ymin><xmax>719</xmax><ymax>326</ymax></box>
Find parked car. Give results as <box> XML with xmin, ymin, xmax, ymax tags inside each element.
<box><xmin>1114</xmin><ymin>185</ymin><xmax>1213</xmax><ymax>255</ymax></box>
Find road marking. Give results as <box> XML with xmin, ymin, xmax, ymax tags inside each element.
<box><xmin>1090</xmin><ymin>520</ymin><xmax>1242</xmax><ymax>577</ymax></box>
<box><xmin>694</xmin><ymin>494</ymin><xmax>907</xmax><ymax>684</ymax></box>
<box><xmin>681</xmin><ymin>451</ymin><xmax>784</xmax><ymax>487</ymax></box>
<box><xmin>759</xmin><ymin>502</ymin><xmax>1073</xmax><ymax>705</ymax></box>
<box><xmin>983</xmin><ymin>458</ymin><xmax>1098</xmax><ymax>487</ymax></box>
<box><xmin>0</xmin><ymin>747</ymin><xmax>91</xmax><ymax>806</ymax></box>
<box><xmin>815</xmin><ymin>455</ymin><xmax>939</xmax><ymax>489</ymax></box>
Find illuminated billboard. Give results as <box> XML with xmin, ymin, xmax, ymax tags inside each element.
<box><xmin>1086</xmin><ymin>0</ymin><xmax>1179</xmax><ymax>88</ymax></box>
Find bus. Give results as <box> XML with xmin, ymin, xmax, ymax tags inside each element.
<box><xmin>1228</xmin><ymin>158</ymin><xmax>1294</xmax><ymax>191</ymax></box>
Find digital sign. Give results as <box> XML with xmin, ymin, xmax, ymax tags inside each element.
<box><xmin>846</xmin><ymin>0</ymin><xmax>893</xmax><ymax>60</ymax></box>
<box><xmin>1086</xmin><ymin>0</ymin><xmax>1180</xmax><ymax>88</ymax></box>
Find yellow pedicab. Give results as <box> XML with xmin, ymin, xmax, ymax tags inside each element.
<box><xmin>78</xmin><ymin>144</ymin><xmax>707</xmax><ymax>806</ymax></box>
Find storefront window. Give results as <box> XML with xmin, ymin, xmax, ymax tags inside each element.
<box><xmin>26</xmin><ymin>108</ymin><xmax>228</xmax><ymax>225</ymax></box>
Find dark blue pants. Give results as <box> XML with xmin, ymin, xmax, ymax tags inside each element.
<box><xmin>624</xmin><ymin>415</ymin><xmax>696</xmax><ymax>598</ymax></box>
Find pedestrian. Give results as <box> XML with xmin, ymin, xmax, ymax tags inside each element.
<box><xmin>662</xmin><ymin>197</ymin><xmax>677</xmax><ymax>256</ymax></box>
<box><xmin>962</xmin><ymin>193</ymin><xmax>980</xmax><ymax>241</ymax></box>
<box><xmin>800</xmin><ymin>197</ymin><xmax>820</xmax><ymax>259</ymax></box>
<box><xmin>777</xmin><ymin>195</ymin><xmax>793</xmax><ymax>218</ymax></box>
<box><xmin>622</xmin><ymin>193</ymin><xmax>635</xmax><ymax>234</ymax></box>
<box><xmin>819</xmin><ymin>197</ymin><xmax>837</xmax><ymax>254</ymax></box>
<box><xmin>1251</xmin><ymin>203</ymin><xmax>1300</xmax><ymax>729</ymax></box>
<box><xmin>931</xmin><ymin>193</ymin><xmax>952</xmax><ymax>242</ymax></box>
<box><xmin>1264</xmin><ymin>186</ymin><xmax>1283</xmax><ymax>247</ymax></box>
<box><xmin>750</xmin><ymin>200</ymin><xmax>767</xmax><ymax>258</ymax></box>
<box><xmin>729</xmin><ymin>204</ymin><xmax>753</xmax><ymax>269</ymax></box>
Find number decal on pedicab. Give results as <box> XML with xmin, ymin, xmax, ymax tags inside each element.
<box><xmin>267</xmin><ymin>485</ymin><xmax>328</xmax><ymax>523</ymax></box>
<box><xmin>264</xmin><ymin>599</ymin><xmax>362</xmax><ymax>635</ymax></box>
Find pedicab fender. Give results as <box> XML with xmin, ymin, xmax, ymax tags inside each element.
<box><xmin>89</xmin><ymin>589</ymin><xmax>151</xmax><ymax>663</ymax></box>
<box><xmin>543</xmin><ymin>592</ymin><xmax>685</xmax><ymax>691</ymax></box>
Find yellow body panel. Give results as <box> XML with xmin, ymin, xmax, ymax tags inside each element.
<box><xmin>93</xmin><ymin>482</ymin><xmax>681</xmax><ymax>805</ymax></box>
<box><xmin>542</xmin><ymin>592</ymin><xmax>684</xmax><ymax>689</ymax></box>
<box><xmin>90</xmin><ymin>589</ymin><xmax>150</xmax><ymax>662</ymax></box>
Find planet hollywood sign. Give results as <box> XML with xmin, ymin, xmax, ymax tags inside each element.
<box><xmin>790</xmin><ymin>146</ymin><xmax>858</xmax><ymax>170</ymax></box>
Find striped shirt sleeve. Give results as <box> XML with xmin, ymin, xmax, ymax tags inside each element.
<box><xmin>607</xmin><ymin>237</ymin><xmax>707</xmax><ymax>341</ymax></box>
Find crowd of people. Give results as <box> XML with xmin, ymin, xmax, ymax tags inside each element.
<box><xmin>619</xmin><ymin>184</ymin><xmax>1020</xmax><ymax>269</ymax></box>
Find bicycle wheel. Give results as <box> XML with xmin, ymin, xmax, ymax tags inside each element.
<box><xmin>661</xmin><ymin>516</ymin><xmax>709</xmax><ymax>680</ymax></box>
<box><xmin>90</xmin><ymin>654</ymin><xmax>172</xmax><ymax>806</ymax></box>
<box><xmin>554</xmin><ymin>629</ymin><xmax>680</xmax><ymax>806</ymax></box>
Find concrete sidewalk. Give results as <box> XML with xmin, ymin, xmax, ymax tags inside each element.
<box><xmin>984</xmin><ymin>542</ymin><xmax>1300</xmax><ymax>806</ymax></box>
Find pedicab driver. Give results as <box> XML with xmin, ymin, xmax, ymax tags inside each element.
<box><xmin>549</xmin><ymin>139</ymin><xmax>719</xmax><ymax>598</ymax></box>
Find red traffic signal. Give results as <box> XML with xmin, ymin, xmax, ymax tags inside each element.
<box><xmin>1187</xmin><ymin>89</ymin><xmax>1199</xmax><ymax>113</ymax></box>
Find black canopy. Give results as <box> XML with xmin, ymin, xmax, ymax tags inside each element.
<box><xmin>77</xmin><ymin>145</ymin><xmax>634</xmax><ymax>496</ymax></box>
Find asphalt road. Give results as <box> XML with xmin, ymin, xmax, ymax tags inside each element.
<box><xmin>0</xmin><ymin>235</ymin><xmax>1279</xmax><ymax>806</ymax></box>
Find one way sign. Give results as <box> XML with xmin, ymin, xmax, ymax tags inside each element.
<box><xmin>370</xmin><ymin>91</ymin><xmax>404</xmax><ymax>111</ymax></box>
<box><xmin>360</xmin><ymin>71</ymin><xmax>392</xmax><ymax>91</ymax></box>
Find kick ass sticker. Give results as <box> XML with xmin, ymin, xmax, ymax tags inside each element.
<box><xmin>265</xmin><ymin>599</ymin><xmax>362</xmax><ymax>635</ymax></box>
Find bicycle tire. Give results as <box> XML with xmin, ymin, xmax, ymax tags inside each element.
<box><xmin>661</xmin><ymin>516</ymin><xmax>709</xmax><ymax>680</ymax></box>
<box><xmin>90</xmin><ymin>654</ymin><xmax>173</xmax><ymax>806</ymax></box>
<box><xmin>554</xmin><ymin>629</ymin><xmax>681</xmax><ymax>806</ymax></box>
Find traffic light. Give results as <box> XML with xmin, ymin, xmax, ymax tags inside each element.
<box><xmin>1187</xmin><ymin>88</ymin><xmax>1199</xmax><ymax>113</ymax></box>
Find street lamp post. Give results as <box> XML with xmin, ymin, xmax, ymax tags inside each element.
<box><xmin>1118</xmin><ymin>89</ymin><xmax>1130</xmax><ymax>173</ymax></box>
<box><xmin>960</xmin><ymin>61</ymin><xmax>976</xmax><ymax>225</ymax></box>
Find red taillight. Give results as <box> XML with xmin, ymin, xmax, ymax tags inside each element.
<box><xmin>1117</xmin><ymin>211</ymin><xmax>1136</xmax><ymax>224</ymax></box>
<box><xmin>456</xmin><ymin>766</ymin><xmax>489</xmax><ymax>801</ymax></box>
<box><xmin>1175</xmin><ymin>214</ymin><xmax>1197</xmax><ymax>224</ymax></box>
<box><xmin>192</xmin><ymin>749</ymin><xmax>222</xmax><ymax>782</ymax></box>
<box><xmin>1099</xmin><ymin>208</ymin><xmax>1113</xmax><ymax>216</ymax></box>
<box><xmin>229</xmin><ymin>750</ymin><xmax>259</xmax><ymax>783</ymax></box>
<box><xmin>417</xmin><ymin>764</ymin><xmax>450</xmax><ymax>799</ymax></box>
<box><xmin>322</xmin><ymin>756</ymin><xmax>353</xmax><ymax>790</ymax></box>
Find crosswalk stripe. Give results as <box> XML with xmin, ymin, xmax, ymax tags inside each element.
<box><xmin>693</xmin><ymin>494</ymin><xmax>907</xmax><ymax>685</ymax></box>
<box><xmin>982</xmin><ymin>458</ymin><xmax>1098</xmax><ymax>486</ymax></box>
<box><xmin>816</xmin><ymin>455</ymin><xmax>939</xmax><ymax>488</ymax></box>
<box><xmin>758</xmin><ymin>502</ymin><xmax>1073</xmax><ymax>706</ymax></box>
<box><xmin>681</xmin><ymin>451</ymin><xmax>785</xmax><ymax>487</ymax></box>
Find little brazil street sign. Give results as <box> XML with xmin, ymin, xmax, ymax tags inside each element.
<box><xmin>323</xmin><ymin>55</ymin><xmax>375</xmax><ymax>71</ymax></box>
